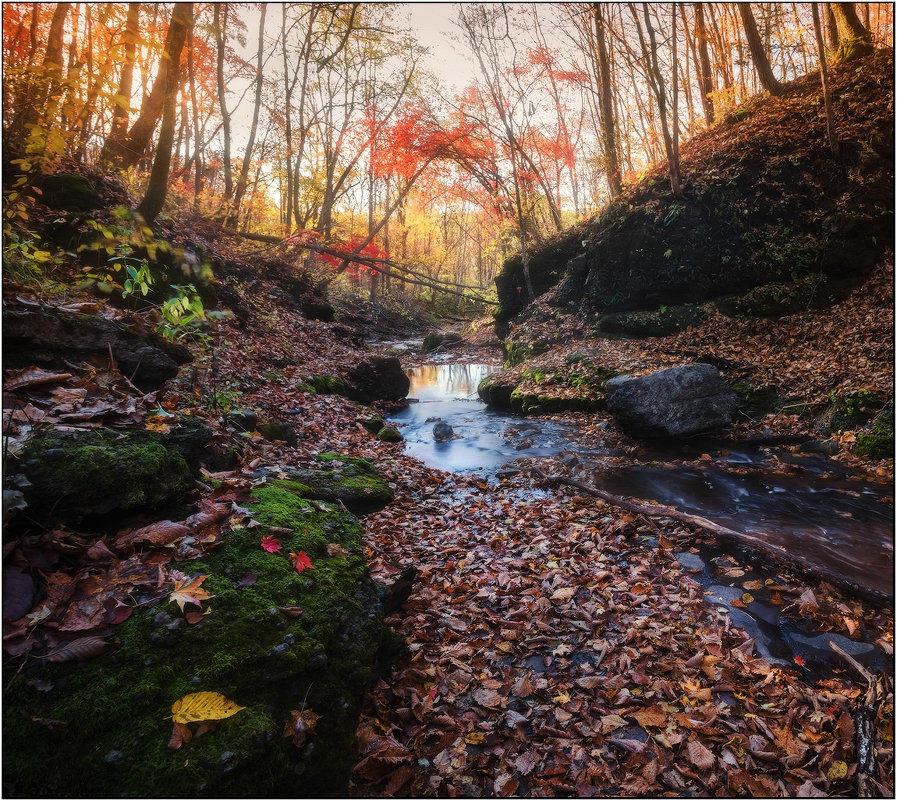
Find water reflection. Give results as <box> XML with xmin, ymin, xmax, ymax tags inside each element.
<box><xmin>389</xmin><ymin>364</ymin><xmax>584</xmax><ymax>473</ymax></box>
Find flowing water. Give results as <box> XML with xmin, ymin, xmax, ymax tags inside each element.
<box><xmin>390</xmin><ymin>362</ymin><xmax>894</xmax><ymax>676</ymax></box>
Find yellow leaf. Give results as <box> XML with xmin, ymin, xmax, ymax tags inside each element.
<box><xmin>171</xmin><ymin>692</ymin><xmax>244</xmax><ymax>724</ymax></box>
<box><xmin>827</xmin><ymin>760</ymin><xmax>848</xmax><ymax>780</ymax></box>
<box><xmin>465</xmin><ymin>731</ymin><xmax>486</xmax><ymax>745</ymax></box>
<box><xmin>741</xmin><ymin>592</ymin><xmax>755</xmax><ymax>604</ymax></box>
<box><xmin>553</xmin><ymin>691</ymin><xmax>571</xmax><ymax>704</ymax></box>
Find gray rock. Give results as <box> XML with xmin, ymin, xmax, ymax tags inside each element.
<box><xmin>433</xmin><ymin>421</ymin><xmax>454</xmax><ymax>442</ymax></box>
<box><xmin>674</xmin><ymin>551</ymin><xmax>705</xmax><ymax>572</ymax></box>
<box><xmin>605</xmin><ymin>364</ymin><xmax>741</xmax><ymax>438</ymax></box>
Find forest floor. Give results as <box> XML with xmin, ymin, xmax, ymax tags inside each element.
<box><xmin>3</xmin><ymin>241</ymin><xmax>893</xmax><ymax>797</ymax></box>
<box><xmin>348</xmin><ymin>260</ymin><xmax>894</xmax><ymax>797</ymax></box>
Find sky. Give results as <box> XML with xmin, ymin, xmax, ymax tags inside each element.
<box><xmin>401</xmin><ymin>3</ymin><xmax>477</xmax><ymax>91</ymax></box>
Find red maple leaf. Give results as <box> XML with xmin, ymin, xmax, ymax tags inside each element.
<box><xmin>261</xmin><ymin>535</ymin><xmax>282</xmax><ymax>553</ymax></box>
<box><xmin>290</xmin><ymin>551</ymin><xmax>315</xmax><ymax>573</ymax></box>
<box><xmin>794</xmin><ymin>654</ymin><xmax>806</xmax><ymax>667</ymax></box>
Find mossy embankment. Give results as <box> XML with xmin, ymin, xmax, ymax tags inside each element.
<box><xmin>494</xmin><ymin>49</ymin><xmax>894</xmax><ymax>337</ymax></box>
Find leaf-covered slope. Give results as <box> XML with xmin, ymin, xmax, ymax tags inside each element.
<box><xmin>495</xmin><ymin>49</ymin><xmax>894</xmax><ymax>333</ymax></box>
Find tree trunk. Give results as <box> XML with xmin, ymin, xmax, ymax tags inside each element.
<box><xmin>228</xmin><ymin>2</ymin><xmax>267</xmax><ymax>228</ymax></box>
<box><xmin>592</xmin><ymin>4</ymin><xmax>622</xmax><ymax>198</ymax></box>
<box><xmin>136</xmin><ymin>4</ymin><xmax>193</xmax><ymax>224</ymax></box>
<box><xmin>737</xmin><ymin>3</ymin><xmax>783</xmax><ymax>96</ymax></box>
<box><xmin>214</xmin><ymin>3</ymin><xmax>233</xmax><ymax>204</ymax></box>
<box><xmin>693</xmin><ymin>3</ymin><xmax>716</xmax><ymax>125</ymax></box>
<box><xmin>632</xmin><ymin>3</ymin><xmax>682</xmax><ymax>196</ymax></box>
<box><xmin>103</xmin><ymin>3</ymin><xmax>191</xmax><ymax>170</ymax></box>
<box><xmin>11</xmin><ymin>2</ymin><xmax>71</xmax><ymax>145</ymax></box>
<box><xmin>830</xmin><ymin>2</ymin><xmax>874</xmax><ymax>61</ymax></box>
<box><xmin>812</xmin><ymin>4</ymin><xmax>840</xmax><ymax>157</ymax></box>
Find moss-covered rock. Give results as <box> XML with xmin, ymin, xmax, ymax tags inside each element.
<box><xmin>508</xmin><ymin>388</ymin><xmax>605</xmax><ymax>416</ymax></box>
<box><xmin>477</xmin><ymin>373</ymin><xmax>517</xmax><ymax>409</ymax></box>
<box><xmin>503</xmin><ymin>334</ymin><xmax>550</xmax><ymax>367</ymax></box>
<box><xmin>305</xmin><ymin>374</ymin><xmax>349</xmax><ymax>396</ymax></box>
<box><xmin>257</xmin><ymin>453</ymin><xmax>394</xmax><ymax>515</ymax></box>
<box><xmin>422</xmin><ymin>333</ymin><xmax>444</xmax><ymax>352</ymax></box>
<box><xmin>13</xmin><ymin>421</ymin><xmax>211</xmax><ymax>526</ymax></box>
<box><xmin>855</xmin><ymin>408</ymin><xmax>894</xmax><ymax>459</ymax></box>
<box><xmin>376</xmin><ymin>426</ymin><xmax>403</xmax><ymax>443</ymax></box>
<box><xmin>2</xmin><ymin>480</ymin><xmax>391</xmax><ymax>798</ymax></box>
<box><xmin>598</xmin><ymin>304</ymin><xmax>708</xmax><ymax>337</ymax></box>
<box><xmin>716</xmin><ymin>275</ymin><xmax>841</xmax><ymax>318</ymax></box>
<box><xmin>257</xmin><ymin>420</ymin><xmax>298</xmax><ymax>446</ymax></box>
<box><xmin>357</xmin><ymin>415</ymin><xmax>385</xmax><ymax>435</ymax></box>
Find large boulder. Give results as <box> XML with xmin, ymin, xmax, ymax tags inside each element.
<box><xmin>605</xmin><ymin>364</ymin><xmax>741</xmax><ymax>438</ymax></box>
<box><xmin>3</xmin><ymin>308</ymin><xmax>192</xmax><ymax>392</ymax></box>
<box><xmin>2</xmin><ymin>479</ymin><xmax>397</xmax><ymax>798</ymax></box>
<box><xmin>344</xmin><ymin>357</ymin><xmax>409</xmax><ymax>403</ymax></box>
<box><xmin>12</xmin><ymin>421</ymin><xmax>211</xmax><ymax>526</ymax></box>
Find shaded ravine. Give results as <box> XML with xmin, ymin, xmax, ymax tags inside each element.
<box><xmin>388</xmin><ymin>362</ymin><xmax>894</xmax><ymax>675</ymax></box>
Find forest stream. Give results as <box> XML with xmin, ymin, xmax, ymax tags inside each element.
<box><xmin>389</xmin><ymin>361</ymin><xmax>894</xmax><ymax>679</ymax></box>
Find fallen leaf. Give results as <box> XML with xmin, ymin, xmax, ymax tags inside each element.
<box><xmin>687</xmin><ymin>738</ymin><xmax>715</xmax><ymax>771</ymax></box>
<box><xmin>290</xmin><ymin>551</ymin><xmax>314</xmax><ymax>573</ymax></box>
<box><xmin>43</xmin><ymin>636</ymin><xmax>110</xmax><ymax>663</ymax></box>
<box><xmin>261</xmin><ymin>535</ymin><xmax>282</xmax><ymax>553</ymax></box>
<box><xmin>171</xmin><ymin>692</ymin><xmax>244</xmax><ymax>724</ymax></box>
<box><xmin>283</xmin><ymin>707</ymin><xmax>321</xmax><ymax>748</ymax></box>
<box><xmin>169</xmin><ymin>574</ymin><xmax>213</xmax><ymax>613</ymax></box>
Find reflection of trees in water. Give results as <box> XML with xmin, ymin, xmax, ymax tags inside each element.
<box><xmin>408</xmin><ymin>364</ymin><xmax>498</xmax><ymax>397</ymax></box>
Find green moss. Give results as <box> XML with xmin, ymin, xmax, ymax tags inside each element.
<box><xmin>855</xmin><ymin>408</ymin><xmax>894</xmax><ymax>459</ymax></box>
<box><xmin>357</xmin><ymin>415</ymin><xmax>385</xmax><ymax>435</ymax></box>
<box><xmin>509</xmin><ymin>388</ymin><xmax>605</xmax><ymax>416</ymax></box>
<box><xmin>598</xmin><ymin>304</ymin><xmax>708</xmax><ymax>336</ymax></box>
<box><xmin>305</xmin><ymin>375</ymin><xmax>349</xmax><ymax>396</ymax></box>
<box><xmin>3</xmin><ymin>479</ymin><xmax>389</xmax><ymax>797</ymax></box>
<box><xmin>503</xmin><ymin>335</ymin><xmax>549</xmax><ymax>367</ymax></box>
<box><xmin>18</xmin><ymin>428</ymin><xmax>200</xmax><ymax>522</ymax></box>
<box><xmin>376</xmin><ymin>426</ymin><xmax>403</xmax><ymax>442</ymax></box>
<box><xmin>717</xmin><ymin>276</ymin><xmax>831</xmax><ymax>318</ymax></box>
<box><xmin>730</xmin><ymin>380</ymin><xmax>780</xmax><ymax>413</ymax></box>
<box><xmin>422</xmin><ymin>333</ymin><xmax>443</xmax><ymax>352</ymax></box>
<box><xmin>477</xmin><ymin>374</ymin><xmax>516</xmax><ymax>409</ymax></box>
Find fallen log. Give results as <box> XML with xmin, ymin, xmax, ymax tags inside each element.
<box><xmin>529</xmin><ymin>468</ymin><xmax>890</xmax><ymax>607</ymax></box>
<box><xmin>829</xmin><ymin>639</ymin><xmax>887</xmax><ymax>798</ymax></box>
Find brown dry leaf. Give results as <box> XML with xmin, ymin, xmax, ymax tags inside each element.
<box><xmin>168</xmin><ymin>721</ymin><xmax>193</xmax><ymax>750</ymax></box>
<box><xmin>116</xmin><ymin>520</ymin><xmax>191</xmax><ymax>549</ymax></box>
<box><xmin>43</xmin><ymin>636</ymin><xmax>110</xmax><ymax>663</ymax></box>
<box><xmin>472</xmin><ymin>688</ymin><xmax>503</xmax><ymax>709</ymax></box>
<box><xmin>599</xmin><ymin>714</ymin><xmax>628</xmax><ymax>734</ymax></box>
<box><xmin>283</xmin><ymin>708</ymin><xmax>322</xmax><ymax>749</ymax></box>
<box><xmin>631</xmin><ymin>706</ymin><xmax>667</xmax><ymax>728</ymax></box>
<box><xmin>512</xmin><ymin>672</ymin><xmax>535</xmax><ymax>697</ymax></box>
<box><xmin>687</xmin><ymin>738</ymin><xmax>715</xmax><ymax>771</ymax></box>
<box><xmin>550</xmin><ymin>586</ymin><xmax>576</xmax><ymax>602</ymax></box>
<box><xmin>4</xmin><ymin>366</ymin><xmax>73</xmax><ymax>392</ymax></box>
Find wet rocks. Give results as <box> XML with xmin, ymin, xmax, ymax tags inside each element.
<box><xmin>344</xmin><ymin>357</ymin><xmax>410</xmax><ymax>403</ymax></box>
<box><xmin>433</xmin><ymin>421</ymin><xmax>454</xmax><ymax>442</ymax></box>
<box><xmin>605</xmin><ymin>364</ymin><xmax>741</xmax><ymax>438</ymax></box>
